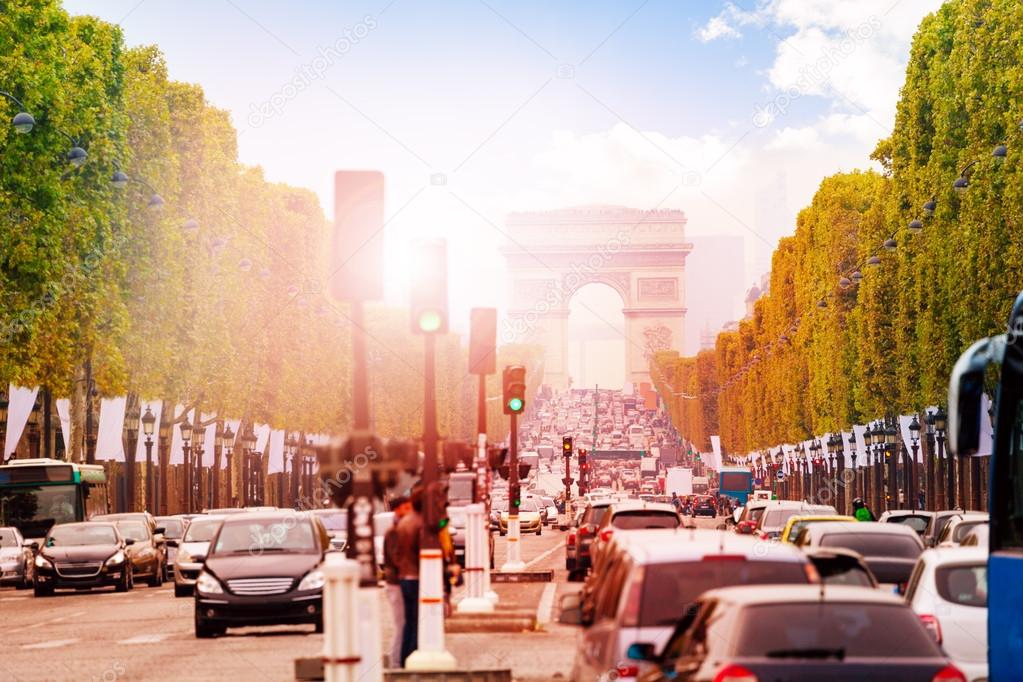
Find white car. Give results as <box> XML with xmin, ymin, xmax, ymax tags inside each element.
<box><xmin>905</xmin><ymin>546</ymin><xmax>988</xmax><ymax>682</ymax></box>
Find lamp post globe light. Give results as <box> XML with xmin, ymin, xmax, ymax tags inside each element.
<box><xmin>909</xmin><ymin>415</ymin><xmax>921</xmax><ymax>510</ymax></box>
<box><xmin>934</xmin><ymin>406</ymin><xmax>952</xmax><ymax>509</ymax></box>
<box><xmin>222</xmin><ymin>424</ymin><xmax>235</xmax><ymax>506</ymax></box>
<box><xmin>925</xmin><ymin>410</ymin><xmax>937</xmax><ymax>510</ymax></box>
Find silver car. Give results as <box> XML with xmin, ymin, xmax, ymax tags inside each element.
<box><xmin>0</xmin><ymin>526</ymin><xmax>34</xmax><ymax>589</ymax></box>
<box><xmin>173</xmin><ymin>516</ymin><xmax>223</xmax><ymax>597</ymax></box>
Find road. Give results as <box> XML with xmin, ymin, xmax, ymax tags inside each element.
<box><xmin>0</xmin><ymin>515</ymin><xmax>724</xmax><ymax>681</ymax></box>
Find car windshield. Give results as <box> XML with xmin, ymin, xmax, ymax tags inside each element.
<box><xmin>157</xmin><ymin>518</ymin><xmax>184</xmax><ymax>538</ymax></box>
<box><xmin>0</xmin><ymin>528</ymin><xmax>17</xmax><ymax>545</ymax></box>
<box><xmin>212</xmin><ymin>519</ymin><xmax>317</xmax><ymax>554</ymax></box>
<box><xmin>518</xmin><ymin>500</ymin><xmax>538</xmax><ymax>512</ymax></box>
<box><xmin>313</xmin><ymin>511</ymin><xmax>347</xmax><ymax>531</ymax></box>
<box><xmin>885</xmin><ymin>515</ymin><xmax>930</xmax><ymax>533</ymax></box>
<box><xmin>737</xmin><ymin>603</ymin><xmax>940</xmax><ymax>658</ymax></box>
<box><xmin>639</xmin><ymin>560</ymin><xmax>809</xmax><ymax>627</ymax></box>
<box><xmin>116</xmin><ymin>521</ymin><xmax>149</xmax><ymax>541</ymax></box>
<box><xmin>611</xmin><ymin>511</ymin><xmax>679</xmax><ymax>530</ymax></box>
<box><xmin>747</xmin><ymin>506</ymin><xmax>767</xmax><ymax>523</ymax></box>
<box><xmin>811</xmin><ymin>558</ymin><xmax>874</xmax><ymax>587</ymax></box>
<box><xmin>930</xmin><ymin>515</ymin><xmax>957</xmax><ymax>538</ymax></box>
<box><xmin>953</xmin><ymin>521</ymin><xmax>988</xmax><ymax>544</ymax></box>
<box><xmin>183</xmin><ymin>519</ymin><xmax>222</xmax><ymax>542</ymax></box>
<box><xmin>47</xmin><ymin>524</ymin><xmax>117</xmax><ymax>546</ymax></box>
<box><xmin>762</xmin><ymin>509</ymin><xmax>808</xmax><ymax>529</ymax></box>
<box><xmin>935</xmin><ymin>564</ymin><xmax>987</xmax><ymax>607</ymax></box>
<box><xmin>820</xmin><ymin>533</ymin><xmax>921</xmax><ymax>559</ymax></box>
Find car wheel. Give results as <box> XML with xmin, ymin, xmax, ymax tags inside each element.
<box><xmin>499</xmin><ymin>530</ymin><xmax>506</xmax><ymax>536</ymax></box>
<box><xmin>149</xmin><ymin>564</ymin><xmax>162</xmax><ymax>587</ymax></box>
<box><xmin>17</xmin><ymin>573</ymin><xmax>31</xmax><ymax>590</ymax></box>
<box><xmin>537</xmin><ymin>526</ymin><xmax>542</xmax><ymax>536</ymax></box>
<box><xmin>33</xmin><ymin>580</ymin><xmax>53</xmax><ymax>597</ymax></box>
<box><xmin>314</xmin><ymin>618</ymin><xmax>324</xmax><ymax>634</ymax></box>
<box><xmin>566</xmin><ymin>558</ymin><xmax>576</xmax><ymax>572</ymax></box>
<box><xmin>117</xmin><ymin>566</ymin><xmax>133</xmax><ymax>592</ymax></box>
<box><xmin>195</xmin><ymin>611</ymin><xmax>220</xmax><ymax>639</ymax></box>
<box><xmin>174</xmin><ymin>583</ymin><xmax>192</xmax><ymax>597</ymax></box>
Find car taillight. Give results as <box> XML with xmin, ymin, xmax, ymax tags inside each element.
<box><xmin>599</xmin><ymin>528</ymin><xmax>614</xmax><ymax>542</ymax></box>
<box><xmin>578</xmin><ymin>526</ymin><xmax>591</xmax><ymax>538</ymax></box>
<box><xmin>920</xmin><ymin>614</ymin><xmax>943</xmax><ymax>644</ymax></box>
<box><xmin>567</xmin><ymin>533</ymin><xmax>576</xmax><ymax>547</ymax></box>
<box><xmin>931</xmin><ymin>664</ymin><xmax>967</xmax><ymax>682</ymax></box>
<box><xmin>616</xmin><ymin>663</ymin><xmax>639</xmax><ymax>677</ymax></box>
<box><xmin>620</xmin><ymin>566</ymin><xmax>645</xmax><ymax>627</ymax></box>
<box><xmin>713</xmin><ymin>663</ymin><xmax>758</xmax><ymax>682</ymax></box>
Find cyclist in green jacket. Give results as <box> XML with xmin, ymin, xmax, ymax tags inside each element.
<box><xmin>852</xmin><ymin>497</ymin><xmax>875</xmax><ymax>522</ymax></box>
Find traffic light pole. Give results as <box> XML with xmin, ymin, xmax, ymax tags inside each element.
<box><xmin>407</xmin><ymin>332</ymin><xmax>456</xmax><ymax>671</ymax></box>
<box><xmin>501</xmin><ymin>412</ymin><xmax>526</xmax><ymax>572</ymax></box>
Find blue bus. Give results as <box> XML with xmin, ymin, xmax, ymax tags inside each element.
<box><xmin>716</xmin><ymin>466</ymin><xmax>754</xmax><ymax>505</ymax></box>
<box><xmin>948</xmin><ymin>290</ymin><xmax>1023</xmax><ymax>680</ymax></box>
<box><xmin>0</xmin><ymin>458</ymin><xmax>109</xmax><ymax>542</ymax></box>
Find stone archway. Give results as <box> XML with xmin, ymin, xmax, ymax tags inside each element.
<box><xmin>501</xmin><ymin>205</ymin><xmax>691</xmax><ymax>389</ymax></box>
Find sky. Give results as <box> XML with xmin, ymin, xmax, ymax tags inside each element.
<box><xmin>63</xmin><ymin>0</ymin><xmax>947</xmax><ymax>384</ymax></box>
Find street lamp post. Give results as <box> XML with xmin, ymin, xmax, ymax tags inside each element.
<box><xmin>141</xmin><ymin>407</ymin><xmax>156</xmax><ymax>512</ymax></box>
<box><xmin>193</xmin><ymin>425</ymin><xmax>206</xmax><ymax>512</ymax></box>
<box><xmin>934</xmin><ymin>407</ymin><xmax>952</xmax><ymax>509</ymax></box>
<box><xmin>223</xmin><ymin>424</ymin><xmax>235</xmax><ymax>507</ymax></box>
<box><xmin>871</xmin><ymin>422</ymin><xmax>884</xmax><ymax>514</ymax></box>
<box><xmin>179</xmin><ymin>419</ymin><xmax>193</xmax><ymax>514</ymax></box>
<box><xmin>847</xmin><ymin>431</ymin><xmax>857</xmax><ymax>514</ymax></box>
<box><xmin>122</xmin><ymin>404</ymin><xmax>140</xmax><ymax>512</ymax></box>
<box><xmin>158</xmin><ymin>412</ymin><xmax>171</xmax><ymax>515</ymax></box>
<box><xmin>213</xmin><ymin>422</ymin><xmax>224</xmax><ymax>509</ymax></box>
<box><xmin>287</xmin><ymin>433</ymin><xmax>300</xmax><ymax>507</ymax></box>
<box><xmin>909</xmin><ymin>415</ymin><xmax>921</xmax><ymax>511</ymax></box>
<box><xmin>925</xmin><ymin>411</ymin><xmax>937</xmax><ymax>510</ymax></box>
<box><xmin>885</xmin><ymin>418</ymin><xmax>899</xmax><ymax>511</ymax></box>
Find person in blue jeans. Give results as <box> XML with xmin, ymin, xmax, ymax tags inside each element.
<box><xmin>394</xmin><ymin>487</ymin><xmax>424</xmax><ymax>666</ymax></box>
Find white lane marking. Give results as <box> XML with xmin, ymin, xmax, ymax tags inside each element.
<box><xmin>536</xmin><ymin>583</ymin><xmax>557</xmax><ymax>626</ymax></box>
<box><xmin>524</xmin><ymin>540</ymin><xmax>564</xmax><ymax>569</ymax></box>
<box><xmin>22</xmin><ymin>638</ymin><xmax>79</xmax><ymax>650</ymax></box>
<box><xmin>117</xmin><ymin>633</ymin><xmax>169</xmax><ymax>645</ymax></box>
<box><xmin>8</xmin><ymin>611</ymin><xmax>86</xmax><ymax>635</ymax></box>
<box><xmin>0</xmin><ymin>596</ymin><xmax>30</xmax><ymax>601</ymax></box>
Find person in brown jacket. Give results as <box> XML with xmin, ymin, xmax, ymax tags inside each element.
<box><xmin>382</xmin><ymin>496</ymin><xmax>410</xmax><ymax>668</ymax></box>
<box><xmin>394</xmin><ymin>486</ymin><xmax>424</xmax><ymax>667</ymax></box>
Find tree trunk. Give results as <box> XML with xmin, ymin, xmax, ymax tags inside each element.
<box><xmin>69</xmin><ymin>361</ymin><xmax>88</xmax><ymax>464</ymax></box>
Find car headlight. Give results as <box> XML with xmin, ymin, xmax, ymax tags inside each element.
<box><xmin>34</xmin><ymin>554</ymin><xmax>52</xmax><ymax>569</ymax></box>
<box><xmin>196</xmin><ymin>571</ymin><xmax>224</xmax><ymax>594</ymax></box>
<box><xmin>105</xmin><ymin>551</ymin><xmax>125</xmax><ymax>567</ymax></box>
<box><xmin>298</xmin><ymin>569</ymin><xmax>325</xmax><ymax>591</ymax></box>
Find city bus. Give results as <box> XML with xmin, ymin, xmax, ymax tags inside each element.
<box><xmin>716</xmin><ymin>466</ymin><xmax>754</xmax><ymax>505</ymax></box>
<box><xmin>0</xmin><ymin>458</ymin><xmax>109</xmax><ymax>542</ymax></box>
<box><xmin>948</xmin><ymin>289</ymin><xmax>1023</xmax><ymax>680</ymax></box>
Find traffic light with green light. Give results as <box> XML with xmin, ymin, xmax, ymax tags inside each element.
<box><xmin>502</xmin><ymin>365</ymin><xmax>526</xmax><ymax>415</ymax></box>
<box><xmin>410</xmin><ymin>239</ymin><xmax>448</xmax><ymax>334</ymax></box>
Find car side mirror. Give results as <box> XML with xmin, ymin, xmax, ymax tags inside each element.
<box><xmin>166</xmin><ymin>539</ymin><xmax>179</xmax><ymax>548</ymax></box>
<box><xmin>153</xmin><ymin>533</ymin><xmax>165</xmax><ymax>544</ymax></box>
<box><xmin>154</xmin><ymin>527</ymin><xmax>166</xmax><ymax>536</ymax></box>
<box><xmin>23</xmin><ymin>540</ymin><xmax>37</xmax><ymax>551</ymax></box>
<box><xmin>626</xmin><ymin>642</ymin><xmax>657</xmax><ymax>662</ymax></box>
<box><xmin>558</xmin><ymin>593</ymin><xmax>583</xmax><ymax>625</ymax></box>
<box><xmin>125</xmin><ymin>538</ymin><xmax>136</xmax><ymax>546</ymax></box>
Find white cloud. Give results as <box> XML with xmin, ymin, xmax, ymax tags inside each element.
<box><xmin>697</xmin><ymin>15</ymin><xmax>742</xmax><ymax>42</ymax></box>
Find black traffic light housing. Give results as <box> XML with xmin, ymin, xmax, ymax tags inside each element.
<box><xmin>502</xmin><ymin>365</ymin><xmax>526</xmax><ymax>415</ymax></box>
<box><xmin>410</xmin><ymin>239</ymin><xmax>448</xmax><ymax>335</ymax></box>
<box><xmin>497</xmin><ymin>462</ymin><xmax>531</xmax><ymax>481</ymax></box>
<box><xmin>488</xmin><ymin>446</ymin><xmax>507</xmax><ymax>470</ymax></box>
<box><xmin>562</xmin><ymin>436</ymin><xmax>573</xmax><ymax>456</ymax></box>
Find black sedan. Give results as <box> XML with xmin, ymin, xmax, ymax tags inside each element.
<box><xmin>33</xmin><ymin>522</ymin><xmax>133</xmax><ymax>595</ymax></box>
<box><xmin>193</xmin><ymin>512</ymin><xmax>332</xmax><ymax>637</ymax></box>
<box><xmin>692</xmin><ymin>496</ymin><xmax>717</xmax><ymax>518</ymax></box>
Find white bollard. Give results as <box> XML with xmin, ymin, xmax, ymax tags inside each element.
<box><xmin>501</xmin><ymin>515</ymin><xmax>526</xmax><ymax>572</ymax></box>
<box><xmin>404</xmin><ymin>548</ymin><xmax>457</xmax><ymax>671</ymax></box>
<box><xmin>456</xmin><ymin>503</ymin><xmax>494</xmax><ymax>613</ymax></box>
<box><xmin>322</xmin><ymin>553</ymin><xmax>361</xmax><ymax>682</ymax></box>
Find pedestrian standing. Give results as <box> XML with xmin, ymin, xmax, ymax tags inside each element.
<box><xmin>382</xmin><ymin>496</ymin><xmax>411</xmax><ymax>668</ymax></box>
<box><xmin>394</xmin><ymin>486</ymin><xmax>424</xmax><ymax>667</ymax></box>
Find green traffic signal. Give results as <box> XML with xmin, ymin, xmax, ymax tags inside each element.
<box><xmin>507</xmin><ymin>397</ymin><xmax>523</xmax><ymax>413</ymax></box>
<box><xmin>418</xmin><ymin>310</ymin><xmax>443</xmax><ymax>333</ymax></box>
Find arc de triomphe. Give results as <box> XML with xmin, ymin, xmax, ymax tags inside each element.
<box><xmin>501</xmin><ymin>205</ymin><xmax>691</xmax><ymax>389</ymax></box>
